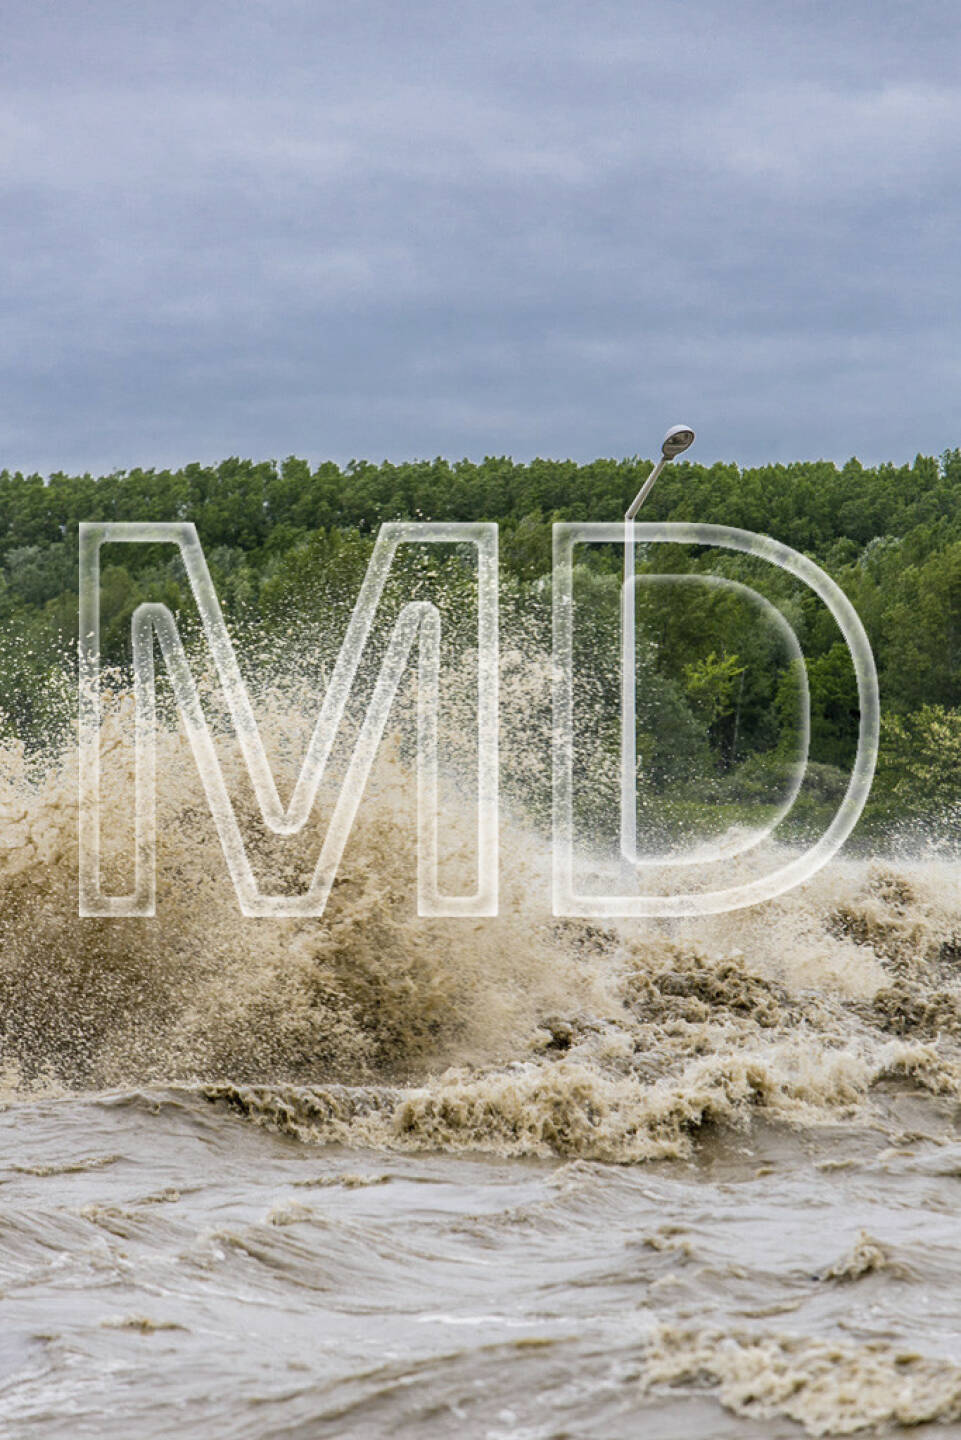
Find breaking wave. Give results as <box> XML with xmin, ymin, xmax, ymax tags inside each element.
<box><xmin>1</xmin><ymin>645</ymin><xmax>960</xmax><ymax>1168</ymax></box>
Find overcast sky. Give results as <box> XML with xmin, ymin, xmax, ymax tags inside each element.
<box><xmin>1</xmin><ymin>0</ymin><xmax>959</xmax><ymax>476</ymax></box>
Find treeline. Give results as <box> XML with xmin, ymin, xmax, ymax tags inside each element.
<box><xmin>2</xmin><ymin>450</ymin><xmax>961</xmax><ymax>838</ymax></box>
<box><xmin>3</xmin><ymin>449</ymin><xmax>961</xmax><ymax>555</ymax></box>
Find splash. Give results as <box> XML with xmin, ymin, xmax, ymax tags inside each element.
<box><xmin>0</xmin><ymin>631</ymin><xmax>960</xmax><ymax>1167</ymax></box>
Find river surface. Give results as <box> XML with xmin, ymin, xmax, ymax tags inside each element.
<box><xmin>4</xmin><ymin>1084</ymin><xmax>961</xmax><ymax>1438</ymax></box>
<box><xmin>3</xmin><ymin>720</ymin><xmax>961</xmax><ymax>1434</ymax></box>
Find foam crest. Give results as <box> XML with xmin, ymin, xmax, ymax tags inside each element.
<box><xmin>641</xmin><ymin>1325</ymin><xmax>961</xmax><ymax>1435</ymax></box>
<box><xmin>0</xmin><ymin>651</ymin><xmax>960</xmax><ymax>1169</ymax></box>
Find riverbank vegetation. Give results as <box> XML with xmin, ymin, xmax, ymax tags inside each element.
<box><xmin>1</xmin><ymin>449</ymin><xmax>959</xmax><ymax>846</ymax></box>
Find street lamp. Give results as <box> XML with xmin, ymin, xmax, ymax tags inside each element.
<box><xmin>621</xmin><ymin>424</ymin><xmax>696</xmax><ymax>863</ymax></box>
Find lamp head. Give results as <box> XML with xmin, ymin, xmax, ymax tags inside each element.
<box><xmin>661</xmin><ymin>424</ymin><xmax>695</xmax><ymax>460</ymax></box>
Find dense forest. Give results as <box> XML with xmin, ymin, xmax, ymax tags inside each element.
<box><xmin>2</xmin><ymin>449</ymin><xmax>960</xmax><ymax>846</ymax></box>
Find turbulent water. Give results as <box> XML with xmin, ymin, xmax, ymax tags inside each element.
<box><xmin>3</xmin><ymin>676</ymin><xmax>961</xmax><ymax>1437</ymax></box>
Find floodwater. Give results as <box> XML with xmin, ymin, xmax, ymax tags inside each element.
<box><xmin>2</xmin><ymin>704</ymin><xmax>961</xmax><ymax>1437</ymax></box>
<box><xmin>6</xmin><ymin>1087</ymin><xmax>961</xmax><ymax>1438</ymax></box>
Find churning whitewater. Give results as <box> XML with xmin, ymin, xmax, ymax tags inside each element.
<box><xmin>2</xmin><ymin>671</ymin><xmax>961</xmax><ymax>1438</ymax></box>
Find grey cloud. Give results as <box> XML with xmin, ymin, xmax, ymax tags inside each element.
<box><xmin>1</xmin><ymin>0</ymin><xmax>959</xmax><ymax>474</ymax></box>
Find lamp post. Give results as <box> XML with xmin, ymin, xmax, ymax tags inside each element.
<box><xmin>620</xmin><ymin>424</ymin><xmax>696</xmax><ymax>863</ymax></box>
